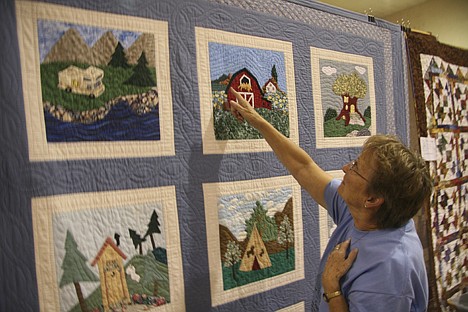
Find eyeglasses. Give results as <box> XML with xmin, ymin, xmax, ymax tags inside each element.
<box><xmin>348</xmin><ymin>160</ymin><xmax>370</xmax><ymax>183</ymax></box>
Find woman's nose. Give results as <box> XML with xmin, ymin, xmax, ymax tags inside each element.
<box><xmin>342</xmin><ymin>162</ymin><xmax>350</xmax><ymax>173</ymax></box>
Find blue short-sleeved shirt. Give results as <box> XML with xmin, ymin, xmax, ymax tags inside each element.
<box><xmin>317</xmin><ymin>179</ymin><xmax>428</xmax><ymax>311</ymax></box>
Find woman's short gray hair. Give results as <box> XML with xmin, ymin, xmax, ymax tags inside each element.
<box><xmin>363</xmin><ymin>135</ymin><xmax>433</xmax><ymax>229</ymax></box>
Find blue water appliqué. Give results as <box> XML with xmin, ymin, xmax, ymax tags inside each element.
<box><xmin>45</xmin><ymin>101</ymin><xmax>160</xmax><ymax>142</ymax></box>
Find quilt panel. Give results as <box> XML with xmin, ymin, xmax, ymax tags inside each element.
<box><xmin>407</xmin><ymin>31</ymin><xmax>468</xmax><ymax>312</ymax></box>
<box><xmin>1</xmin><ymin>0</ymin><xmax>408</xmax><ymax>311</ymax></box>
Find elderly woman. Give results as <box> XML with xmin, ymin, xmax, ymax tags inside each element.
<box><xmin>228</xmin><ymin>88</ymin><xmax>432</xmax><ymax>312</ymax></box>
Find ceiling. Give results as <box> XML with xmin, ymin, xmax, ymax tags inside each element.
<box><xmin>316</xmin><ymin>0</ymin><xmax>429</xmax><ymax>18</ymax></box>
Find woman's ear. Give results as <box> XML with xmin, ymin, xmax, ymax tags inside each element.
<box><xmin>365</xmin><ymin>196</ymin><xmax>384</xmax><ymax>209</ymax></box>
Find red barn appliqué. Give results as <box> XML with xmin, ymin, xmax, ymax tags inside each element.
<box><xmin>224</xmin><ymin>68</ymin><xmax>272</xmax><ymax>110</ymax></box>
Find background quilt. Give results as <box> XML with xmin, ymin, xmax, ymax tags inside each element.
<box><xmin>407</xmin><ymin>31</ymin><xmax>468</xmax><ymax>312</ymax></box>
<box><xmin>1</xmin><ymin>0</ymin><xmax>409</xmax><ymax>311</ymax></box>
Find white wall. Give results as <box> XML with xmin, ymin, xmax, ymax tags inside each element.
<box><xmin>384</xmin><ymin>0</ymin><xmax>468</xmax><ymax>50</ymax></box>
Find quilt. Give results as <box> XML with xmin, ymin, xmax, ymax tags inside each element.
<box><xmin>407</xmin><ymin>31</ymin><xmax>468</xmax><ymax>312</ymax></box>
<box><xmin>1</xmin><ymin>0</ymin><xmax>409</xmax><ymax>311</ymax></box>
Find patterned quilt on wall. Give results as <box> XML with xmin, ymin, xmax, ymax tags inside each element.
<box><xmin>407</xmin><ymin>31</ymin><xmax>468</xmax><ymax>312</ymax></box>
<box><xmin>1</xmin><ymin>0</ymin><xmax>409</xmax><ymax>311</ymax></box>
